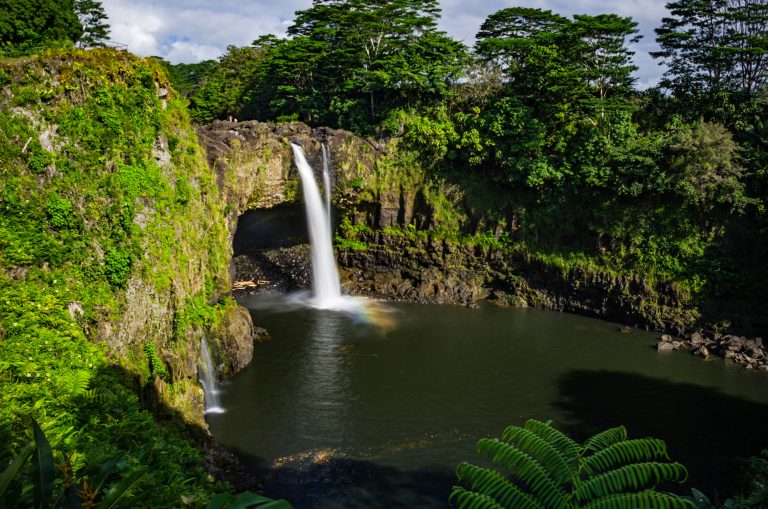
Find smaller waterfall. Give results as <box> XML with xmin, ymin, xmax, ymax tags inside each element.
<box><xmin>199</xmin><ymin>337</ymin><xmax>224</xmax><ymax>414</ymax></box>
<box><xmin>321</xmin><ymin>144</ymin><xmax>332</xmax><ymax>236</ymax></box>
<box><xmin>291</xmin><ymin>143</ymin><xmax>342</xmax><ymax>308</ymax></box>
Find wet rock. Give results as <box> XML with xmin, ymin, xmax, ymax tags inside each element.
<box><xmin>213</xmin><ymin>305</ymin><xmax>255</xmax><ymax>375</ymax></box>
<box><xmin>693</xmin><ymin>346</ymin><xmax>710</xmax><ymax>358</ymax></box>
<box><xmin>660</xmin><ymin>334</ymin><xmax>673</xmax><ymax>342</ymax></box>
<box><xmin>657</xmin><ymin>342</ymin><xmax>674</xmax><ymax>352</ymax></box>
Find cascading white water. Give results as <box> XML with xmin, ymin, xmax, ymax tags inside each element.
<box><xmin>321</xmin><ymin>144</ymin><xmax>332</xmax><ymax>236</ymax></box>
<box><xmin>291</xmin><ymin>143</ymin><xmax>342</xmax><ymax>308</ymax></box>
<box><xmin>199</xmin><ymin>337</ymin><xmax>224</xmax><ymax>414</ymax></box>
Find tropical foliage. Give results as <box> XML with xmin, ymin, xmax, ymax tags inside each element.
<box><xmin>0</xmin><ymin>0</ymin><xmax>110</xmax><ymax>49</ymax></box>
<box><xmin>451</xmin><ymin>420</ymin><xmax>693</xmax><ymax>509</ymax></box>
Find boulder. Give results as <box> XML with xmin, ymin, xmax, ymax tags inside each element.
<box><xmin>657</xmin><ymin>342</ymin><xmax>674</xmax><ymax>352</ymax></box>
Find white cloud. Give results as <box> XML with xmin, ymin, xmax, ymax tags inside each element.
<box><xmin>101</xmin><ymin>0</ymin><xmax>670</xmax><ymax>83</ymax></box>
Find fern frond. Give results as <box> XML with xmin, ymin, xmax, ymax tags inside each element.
<box><xmin>583</xmin><ymin>490</ymin><xmax>695</xmax><ymax>509</ymax></box>
<box><xmin>501</xmin><ymin>426</ymin><xmax>578</xmax><ymax>485</ymax></box>
<box><xmin>582</xmin><ymin>439</ymin><xmax>671</xmax><ymax>476</ymax></box>
<box><xmin>450</xmin><ymin>486</ymin><xmax>506</xmax><ymax>509</ymax></box>
<box><xmin>84</xmin><ymin>388</ymin><xmax>112</xmax><ymax>405</ymax></box>
<box><xmin>523</xmin><ymin>420</ymin><xmax>581</xmax><ymax>463</ymax></box>
<box><xmin>60</xmin><ymin>369</ymin><xmax>92</xmax><ymax>397</ymax></box>
<box><xmin>477</xmin><ymin>438</ymin><xmax>567</xmax><ymax>509</ymax></box>
<box><xmin>583</xmin><ymin>426</ymin><xmax>627</xmax><ymax>453</ymax></box>
<box><xmin>455</xmin><ymin>462</ymin><xmax>544</xmax><ymax>509</ymax></box>
<box><xmin>574</xmin><ymin>462</ymin><xmax>689</xmax><ymax>503</ymax></box>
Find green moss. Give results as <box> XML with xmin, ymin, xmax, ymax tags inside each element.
<box><xmin>0</xmin><ymin>48</ymin><xmax>233</xmax><ymax>506</ymax></box>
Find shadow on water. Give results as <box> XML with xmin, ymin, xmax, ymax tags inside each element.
<box><xmin>222</xmin><ymin>447</ymin><xmax>454</xmax><ymax>509</ymax></box>
<box><xmin>554</xmin><ymin>370</ymin><xmax>768</xmax><ymax>500</ymax></box>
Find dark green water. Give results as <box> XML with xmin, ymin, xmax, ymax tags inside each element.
<box><xmin>208</xmin><ymin>298</ymin><xmax>768</xmax><ymax>508</ymax></box>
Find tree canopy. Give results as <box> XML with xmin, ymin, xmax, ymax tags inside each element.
<box><xmin>0</xmin><ymin>0</ymin><xmax>110</xmax><ymax>48</ymax></box>
<box><xmin>653</xmin><ymin>0</ymin><xmax>768</xmax><ymax>96</ymax></box>
<box><xmin>0</xmin><ymin>0</ymin><xmax>82</xmax><ymax>47</ymax></box>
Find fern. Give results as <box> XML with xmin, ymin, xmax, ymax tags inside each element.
<box><xmin>573</xmin><ymin>462</ymin><xmax>689</xmax><ymax>502</ymax></box>
<box><xmin>59</xmin><ymin>369</ymin><xmax>92</xmax><ymax>397</ymax></box>
<box><xmin>502</xmin><ymin>426</ymin><xmax>578</xmax><ymax>486</ymax></box>
<box><xmin>450</xmin><ymin>486</ymin><xmax>507</xmax><ymax>509</ymax></box>
<box><xmin>524</xmin><ymin>420</ymin><xmax>581</xmax><ymax>463</ymax></box>
<box><xmin>583</xmin><ymin>427</ymin><xmax>628</xmax><ymax>453</ymax></box>
<box><xmin>456</xmin><ymin>463</ymin><xmax>545</xmax><ymax>509</ymax></box>
<box><xmin>477</xmin><ymin>438</ymin><xmax>568</xmax><ymax>509</ymax></box>
<box><xmin>581</xmin><ymin>439</ymin><xmax>671</xmax><ymax>475</ymax></box>
<box><xmin>583</xmin><ymin>491</ymin><xmax>696</xmax><ymax>509</ymax></box>
<box><xmin>451</xmin><ymin>421</ymin><xmax>695</xmax><ymax>509</ymax></box>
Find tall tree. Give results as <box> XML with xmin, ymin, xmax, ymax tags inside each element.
<box><xmin>653</xmin><ymin>0</ymin><xmax>768</xmax><ymax>95</ymax></box>
<box><xmin>0</xmin><ymin>0</ymin><xmax>82</xmax><ymax>47</ymax></box>
<box><xmin>567</xmin><ymin>14</ymin><xmax>641</xmax><ymax>104</ymax></box>
<box><xmin>475</xmin><ymin>7</ymin><xmax>569</xmax><ymax>77</ymax></box>
<box><xmin>283</xmin><ymin>0</ymin><xmax>467</xmax><ymax>130</ymax></box>
<box><xmin>74</xmin><ymin>0</ymin><xmax>110</xmax><ymax>48</ymax></box>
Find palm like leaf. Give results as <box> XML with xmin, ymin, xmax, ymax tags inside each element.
<box><xmin>451</xmin><ymin>420</ymin><xmax>694</xmax><ymax>509</ymax></box>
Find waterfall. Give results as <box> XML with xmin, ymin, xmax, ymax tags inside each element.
<box><xmin>321</xmin><ymin>144</ymin><xmax>332</xmax><ymax>236</ymax></box>
<box><xmin>199</xmin><ymin>336</ymin><xmax>224</xmax><ymax>414</ymax></box>
<box><xmin>291</xmin><ymin>143</ymin><xmax>342</xmax><ymax>308</ymax></box>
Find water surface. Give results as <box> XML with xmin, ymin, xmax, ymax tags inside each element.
<box><xmin>208</xmin><ymin>300</ymin><xmax>768</xmax><ymax>507</ymax></box>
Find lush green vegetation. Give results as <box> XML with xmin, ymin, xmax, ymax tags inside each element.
<box><xmin>0</xmin><ymin>48</ymin><xmax>234</xmax><ymax>506</ymax></box>
<box><xmin>1</xmin><ymin>420</ymin><xmax>293</xmax><ymax>508</ymax></box>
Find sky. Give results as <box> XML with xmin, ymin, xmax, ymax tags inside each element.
<box><xmin>101</xmin><ymin>0</ymin><xmax>670</xmax><ymax>88</ymax></box>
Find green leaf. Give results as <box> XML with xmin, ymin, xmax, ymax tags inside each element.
<box><xmin>32</xmin><ymin>420</ymin><xmax>54</xmax><ymax>509</ymax></box>
<box><xmin>89</xmin><ymin>453</ymin><xmax>125</xmax><ymax>496</ymax></box>
<box><xmin>207</xmin><ymin>493</ymin><xmax>235</xmax><ymax>509</ymax></box>
<box><xmin>228</xmin><ymin>492</ymin><xmax>288</xmax><ymax>509</ymax></box>
<box><xmin>250</xmin><ymin>500</ymin><xmax>294</xmax><ymax>509</ymax></box>
<box><xmin>476</xmin><ymin>438</ymin><xmax>567</xmax><ymax>508</ymax></box>
<box><xmin>0</xmin><ymin>441</ymin><xmax>34</xmax><ymax>497</ymax></box>
<box><xmin>583</xmin><ymin>490</ymin><xmax>695</xmax><ymax>508</ymax></box>
<box><xmin>574</xmin><ymin>462</ymin><xmax>689</xmax><ymax>502</ymax></box>
<box><xmin>502</xmin><ymin>425</ymin><xmax>578</xmax><ymax>485</ymax></box>
<box><xmin>523</xmin><ymin>420</ymin><xmax>581</xmax><ymax>463</ymax></box>
<box><xmin>455</xmin><ymin>462</ymin><xmax>543</xmax><ymax>509</ymax></box>
<box><xmin>582</xmin><ymin>439</ymin><xmax>671</xmax><ymax>475</ymax></box>
<box><xmin>583</xmin><ymin>426</ymin><xmax>627</xmax><ymax>452</ymax></box>
<box><xmin>96</xmin><ymin>469</ymin><xmax>146</xmax><ymax>509</ymax></box>
<box><xmin>449</xmin><ymin>486</ymin><xmax>506</xmax><ymax>509</ymax></box>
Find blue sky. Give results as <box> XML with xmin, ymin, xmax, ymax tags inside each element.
<box><xmin>101</xmin><ymin>0</ymin><xmax>670</xmax><ymax>88</ymax></box>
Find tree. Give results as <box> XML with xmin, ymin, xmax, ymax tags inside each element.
<box><xmin>668</xmin><ymin>121</ymin><xmax>746</xmax><ymax>208</ymax></box>
<box><xmin>653</xmin><ymin>0</ymin><xmax>768</xmax><ymax>96</ymax></box>
<box><xmin>475</xmin><ymin>7</ymin><xmax>569</xmax><ymax>77</ymax></box>
<box><xmin>566</xmin><ymin>14</ymin><xmax>641</xmax><ymax>105</ymax></box>
<box><xmin>0</xmin><ymin>0</ymin><xmax>82</xmax><ymax>47</ymax></box>
<box><xmin>451</xmin><ymin>419</ymin><xmax>694</xmax><ymax>509</ymax></box>
<box><xmin>283</xmin><ymin>0</ymin><xmax>468</xmax><ymax>131</ymax></box>
<box><xmin>74</xmin><ymin>0</ymin><xmax>110</xmax><ymax>48</ymax></box>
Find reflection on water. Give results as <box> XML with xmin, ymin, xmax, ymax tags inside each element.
<box><xmin>208</xmin><ymin>301</ymin><xmax>768</xmax><ymax>508</ymax></box>
<box><xmin>294</xmin><ymin>311</ymin><xmax>349</xmax><ymax>445</ymax></box>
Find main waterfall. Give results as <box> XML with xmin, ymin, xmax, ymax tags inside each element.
<box><xmin>291</xmin><ymin>143</ymin><xmax>343</xmax><ymax>308</ymax></box>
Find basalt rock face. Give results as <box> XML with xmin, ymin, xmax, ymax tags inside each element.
<box><xmin>338</xmin><ymin>232</ymin><xmax>697</xmax><ymax>333</ymax></box>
